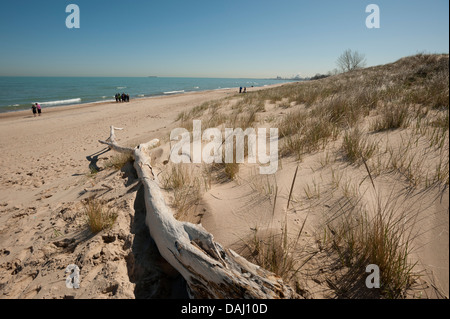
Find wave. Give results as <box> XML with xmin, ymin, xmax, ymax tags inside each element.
<box><xmin>116</xmin><ymin>86</ymin><xmax>127</xmax><ymax>90</ymax></box>
<box><xmin>137</xmin><ymin>94</ymin><xmax>145</xmax><ymax>97</ymax></box>
<box><xmin>164</xmin><ymin>90</ymin><xmax>185</xmax><ymax>95</ymax></box>
<box><xmin>37</xmin><ymin>98</ymin><xmax>82</xmax><ymax>106</ymax></box>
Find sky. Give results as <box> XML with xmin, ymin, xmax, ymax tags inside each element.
<box><xmin>0</xmin><ymin>0</ymin><xmax>448</xmax><ymax>78</ymax></box>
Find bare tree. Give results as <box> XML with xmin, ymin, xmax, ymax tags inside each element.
<box><xmin>336</xmin><ymin>49</ymin><xmax>367</xmax><ymax>72</ymax></box>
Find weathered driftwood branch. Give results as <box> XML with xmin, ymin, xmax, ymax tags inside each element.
<box><xmin>99</xmin><ymin>126</ymin><xmax>299</xmax><ymax>299</ymax></box>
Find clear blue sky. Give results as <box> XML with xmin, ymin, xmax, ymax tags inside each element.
<box><xmin>0</xmin><ymin>0</ymin><xmax>448</xmax><ymax>78</ymax></box>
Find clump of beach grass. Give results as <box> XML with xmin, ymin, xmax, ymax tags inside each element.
<box><xmin>209</xmin><ymin>150</ymin><xmax>240</xmax><ymax>182</ymax></box>
<box><xmin>223</xmin><ymin>161</ymin><xmax>240</xmax><ymax>180</ymax></box>
<box><xmin>323</xmin><ymin>189</ymin><xmax>420</xmax><ymax>299</ymax></box>
<box><xmin>279</xmin><ymin>110</ymin><xmax>338</xmax><ymax>159</ymax></box>
<box><xmin>244</xmin><ymin>219</ymin><xmax>308</xmax><ymax>284</ymax></box>
<box><xmin>371</xmin><ymin>104</ymin><xmax>411</xmax><ymax>132</ymax></box>
<box><xmin>159</xmin><ymin>164</ymin><xmax>202</xmax><ymax>214</ymax></box>
<box><xmin>83</xmin><ymin>197</ymin><xmax>118</xmax><ymax>234</ymax></box>
<box><xmin>342</xmin><ymin>128</ymin><xmax>378</xmax><ymax>164</ymax></box>
<box><xmin>104</xmin><ymin>153</ymin><xmax>134</xmax><ymax>170</ymax></box>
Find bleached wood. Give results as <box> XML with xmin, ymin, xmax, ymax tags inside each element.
<box><xmin>99</xmin><ymin>126</ymin><xmax>299</xmax><ymax>299</ymax></box>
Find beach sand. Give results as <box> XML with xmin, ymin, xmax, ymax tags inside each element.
<box><xmin>0</xmin><ymin>85</ymin><xmax>289</xmax><ymax>298</ymax></box>
<box><xmin>0</xmin><ymin>80</ymin><xmax>448</xmax><ymax>299</ymax></box>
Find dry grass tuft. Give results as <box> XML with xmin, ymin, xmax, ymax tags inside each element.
<box><xmin>83</xmin><ymin>197</ymin><xmax>118</xmax><ymax>234</ymax></box>
<box><xmin>279</xmin><ymin>110</ymin><xmax>338</xmax><ymax>159</ymax></box>
<box><xmin>371</xmin><ymin>104</ymin><xmax>410</xmax><ymax>132</ymax></box>
<box><xmin>104</xmin><ymin>153</ymin><xmax>134</xmax><ymax>170</ymax></box>
<box><xmin>324</xmin><ymin>192</ymin><xmax>419</xmax><ymax>298</ymax></box>
<box><xmin>159</xmin><ymin>164</ymin><xmax>203</xmax><ymax>214</ymax></box>
<box><xmin>342</xmin><ymin>128</ymin><xmax>378</xmax><ymax>164</ymax></box>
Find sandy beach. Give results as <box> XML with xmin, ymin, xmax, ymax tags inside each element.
<box><xmin>0</xmin><ymin>60</ymin><xmax>448</xmax><ymax>300</ymax></box>
<box><xmin>0</xmin><ymin>84</ymin><xmax>295</xmax><ymax>298</ymax></box>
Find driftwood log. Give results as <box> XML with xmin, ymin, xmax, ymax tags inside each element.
<box><xmin>99</xmin><ymin>126</ymin><xmax>299</xmax><ymax>299</ymax></box>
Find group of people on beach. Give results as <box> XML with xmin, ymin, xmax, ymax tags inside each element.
<box><xmin>239</xmin><ymin>86</ymin><xmax>254</xmax><ymax>93</ymax></box>
<box><xmin>31</xmin><ymin>103</ymin><xmax>42</xmax><ymax>117</ymax></box>
<box><xmin>239</xmin><ymin>87</ymin><xmax>247</xmax><ymax>93</ymax></box>
<box><xmin>115</xmin><ymin>93</ymin><xmax>130</xmax><ymax>103</ymax></box>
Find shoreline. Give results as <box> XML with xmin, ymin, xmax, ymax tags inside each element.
<box><xmin>0</xmin><ymin>82</ymin><xmax>293</xmax><ymax>121</ymax></box>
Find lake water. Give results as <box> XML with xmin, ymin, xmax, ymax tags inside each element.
<box><xmin>0</xmin><ymin>77</ymin><xmax>294</xmax><ymax>113</ymax></box>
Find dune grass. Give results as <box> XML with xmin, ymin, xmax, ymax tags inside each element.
<box><xmin>323</xmin><ymin>190</ymin><xmax>419</xmax><ymax>299</ymax></box>
<box><xmin>163</xmin><ymin>54</ymin><xmax>448</xmax><ymax>297</ymax></box>
<box><xmin>159</xmin><ymin>164</ymin><xmax>203</xmax><ymax>214</ymax></box>
<box><xmin>342</xmin><ymin>128</ymin><xmax>378</xmax><ymax>164</ymax></box>
<box><xmin>371</xmin><ymin>104</ymin><xmax>410</xmax><ymax>132</ymax></box>
<box><xmin>244</xmin><ymin>219</ymin><xmax>308</xmax><ymax>284</ymax></box>
<box><xmin>83</xmin><ymin>197</ymin><xmax>118</xmax><ymax>234</ymax></box>
<box><xmin>278</xmin><ymin>109</ymin><xmax>338</xmax><ymax>159</ymax></box>
<box><xmin>104</xmin><ymin>153</ymin><xmax>134</xmax><ymax>170</ymax></box>
<box><xmin>238</xmin><ymin>54</ymin><xmax>447</xmax><ymax>297</ymax></box>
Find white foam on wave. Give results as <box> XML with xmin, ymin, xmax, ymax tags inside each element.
<box><xmin>164</xmin><ymin>90</ymin><xmax>185</xmax><ymax>95</ymax></box>
<box><xmin>117</xmin><ymin>86</ymin><xmax>127</xmax><ymax>90</ymax></box>
<box><xmin>37</xmin><ymin>98</ymin><xmax>82</xmax><ymax>106</ymax></box>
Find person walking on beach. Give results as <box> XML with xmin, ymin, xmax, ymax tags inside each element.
<box><xmin>239</xmin><ymin>87</ymin><xmax>242</xmax><ymax>93</ymax></box>
<box><xmin>36</xmin><ymin>103</ymin><xmax>42</xmax><ymax>116</ymax></box>
<box><xmin>31</xmin><ymin>103</ymin><xmax>37</xmax><ymax>117</ymax></box>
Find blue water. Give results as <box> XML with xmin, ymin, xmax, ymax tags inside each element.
<box><xmin>0</xmin><ymin>77</ymin><xmax>295</xmax><ymax>113</ymax></box>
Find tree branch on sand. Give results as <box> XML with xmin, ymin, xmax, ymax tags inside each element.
<box><xmin>99</xmin><ymin>126</ymin><xmax>299</xmax><ymax>299</ymax></box>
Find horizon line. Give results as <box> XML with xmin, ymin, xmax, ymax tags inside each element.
<box><xmin>0</xmin><ymin>75</ymin><xmax>304</xmax><ymax>80</ymax></box>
